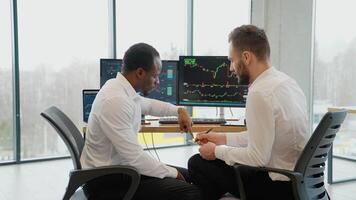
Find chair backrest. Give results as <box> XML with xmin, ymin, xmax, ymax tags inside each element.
<box><xmin>294</xmin><ymin>110</ymin><xmax>347</xmax><ymax>200</ymax></box>
<box><xmin>41</xmin><ymin>106</ymin><xmax>84</xmax><ymax>170</ymax></box>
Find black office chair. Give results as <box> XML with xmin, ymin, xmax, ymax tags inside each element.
<box><xmin>41</xmin><ymin>106</ymin><xmax>140</xmax><ymax>200</ymax></box>
<box><xmin>233</xmin><ymin>110</ymin><xmax>347</xmax><ymax>200</ymax></box>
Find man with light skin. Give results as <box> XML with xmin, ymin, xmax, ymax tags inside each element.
<box><xmin>81</xmin><ymin>43</ymin><xmax>201</xmax><ymax>200</ymax></box>
<box><xmin>188</xmin><ymin>25</ymin><xmax>308</xmax><ymax>199</ymax></box>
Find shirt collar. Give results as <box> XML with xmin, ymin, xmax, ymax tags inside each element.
<box><xmin>249</xmin><ymin>66</ymin><xmax>275</xmax><ymax>89</ymax></box>
<box><xmin>116</xmin><ymin>73</ymin><xmax>140</xmax><ymax>100</ymax></box>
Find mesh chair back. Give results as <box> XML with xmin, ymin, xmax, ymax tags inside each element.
<box><xmin>294</xmin><ymin>110</ymin><xmax>347</xmax><ymax>200</ymax></box>
<box><xmin>41</xmin><ymin>106</ymin><xmax>84</xmax><ymax>169</ymax></box>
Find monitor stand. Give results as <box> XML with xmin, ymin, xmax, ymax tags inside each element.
<box><xmin>219</xmin><ymin>107</ymin><xmax>225</xmax><ymax>120</ymax></box>
<box><xmin>219</xmin><ymin>107</ymin><xmax>247</xmax><ymax>126</ymax></box>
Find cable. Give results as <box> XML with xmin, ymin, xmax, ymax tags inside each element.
<box><xmin>142</xmin><ymin>133</ymin><xmax>154</xmax><ymax>158</ymax></box>
<box><xmin>229</xmin><ymin>107</ymin><xmax>234</xmax><ymax>117</ymax></box>
<box><xmin>151</xmin><ymin>132</ymin><xmax>161</xmax><ymax>162</ymax></box>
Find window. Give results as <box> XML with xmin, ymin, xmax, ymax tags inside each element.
<box><xmin>0</xmin><ymin>0</ymin><xmax>14</xmax><ymax>162</ymax></box>
<box><xmin>2</xmin><ymin>0</ymin><xmax>251</xmax><ymax>161</ymax></box>
<box><xmin>116</xmin><ymin>0</ymin><xmax>188</xmax><ymax>147</ymax></box>
<box><xmin>193</xmin><ymin>0</ymin><xmax>251</xmax><ymax>119</ymax></box>
<box><xmin>193</xmin><ymin>0</ymin><xmax>251</xmax><ymax>56</ymax></box>
<box><xmin>18</xmin><ymin>0</ymin><xmax>109</xmax><ymax>159</ymax></box>
<box><xmin>116</xmin><ymin>0</ymin><xmax>187</xmax><ymax>60</ymax></box>
<box><xmin>313</xmin><ymin>0</ymin><xmax>356</xmax><ymax>160</ymax></box>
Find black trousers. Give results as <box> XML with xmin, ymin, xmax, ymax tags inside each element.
<box><xmin>188</xmin><ymin>154</ymin><xmax>293</xmax><ymax>200</ymax></box>
<box><xmin>84</xmin><ymin>166</ymin><xmax>201</xmax><ymax>200</ymax></box>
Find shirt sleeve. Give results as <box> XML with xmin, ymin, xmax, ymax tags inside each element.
<box><xmin>215</xmin><ymin>92</ymin><xmax>275</xmax><ymax>167</ymax></box>
<box><xmin>226</xmin><ymin>131</ymin><xmax>248</xmax><ymax>147</ymax></box>
<box><xmin>99</xmin><ymin>96</ymin><xmax>178</xmax><ymax>179</ymax></box>
<box><xmin>139</xmin><ymin>96</ymin><xmax>179</xmax><ymax>117</ymax></box>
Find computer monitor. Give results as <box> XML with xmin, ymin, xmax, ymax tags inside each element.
<box><xmin>100</xmin><ymin>59</ymin><xmax>122</xmax><ymax>87</ymax></box>
<box><xmin>100</xmin><ymin>58</ymin><xmax>178</xmax><ymax>104</ymax></box>
<box><xmin>147</xmin><ymin>60</ymin><xmax>177</xmax><ymax>104</ymax></box>
<box><xmin>178</xmin><ymin>56</ymin><xmax>248</xmax><ymax>107</ymax></box>
<box><xmin>82</xmin><ymin>89</ymin><xmax>99</xmax><ymax>123</ymax></box>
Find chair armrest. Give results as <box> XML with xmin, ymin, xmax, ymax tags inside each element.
<box><xmin>63</xmin><ymin>165</ymin><xmax>140</xmax><ymax>200</ymax></box>
<box><xmin>233</xmin><ymin>164</ymin><xmax>305</xmax><ymax>200</ymax></box>
<box><xmin>234</xmin><ymin>164</ymin><xmax>302</xmax><ymax>180</ymax></box>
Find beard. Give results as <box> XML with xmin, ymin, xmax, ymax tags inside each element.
<box><xmin>141</xmin><ymin>78</ymin><xmax>156</xmax><ymax>97</ymax></box>
<box><xmin>142</xmin><ymin>86</ymin><xmax>154</xmax><ymax>97</ymax></box>
<box><xmin>237</xmin><ymin>73</ymin><xmax>250</xmax><ymax>85</ymax></box>
<box><xmin>236</xmin><ymin>60</ymin><xmax>250</xmax><ymax>85</ymax></box>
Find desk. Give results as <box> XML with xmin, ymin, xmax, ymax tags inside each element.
<box><xmin>82</xmin><ymin>121</ymin><xmax>246</xmax><ymax>135</ymax></box>
<box><xmin>327</xmin><ymin>106</ymin><xmax>356</xmax><ymax>184</ymax></box>
<box><xmin>140</xmin><ymin>120</ymin><xmax>246</xmax><ymax>133</ymax></box>
<box><xmin>82</xmin><ymin>121</ymin><xmax>246</xmax><ymax>150</ymax></box>
<box><xmin>328</xmin><ymin>106</ymin><xmax>356</xmax><ymax>114</ymax></box>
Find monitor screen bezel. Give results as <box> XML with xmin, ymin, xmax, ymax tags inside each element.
<box><xmin>177</xmin><ymin>56</ymin><xmax>247</xmax><ymax>108</ymax></box>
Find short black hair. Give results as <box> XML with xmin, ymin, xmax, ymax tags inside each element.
<box><xmin>122</xmin><ymin>43</ymin><xmax>160</xmax><ymax>73</ymax></box>
<box><xmin>229</xmin><ymin>25</ymin><xmax>270</xmax><ymax>60</ymax></box>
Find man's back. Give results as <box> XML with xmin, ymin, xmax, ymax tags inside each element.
<box><xmin>247</xmin><ymin>66</ymin><xmax>309</xmax><ymax>179</ymax></box>
<box><xmin>80</xmin><ymin>77</ymin><xmax>141</xmax><ymax>168</ymax></box>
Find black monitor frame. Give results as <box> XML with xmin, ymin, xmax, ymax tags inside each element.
<box><xmin>100</xmin><ymin>58</ymin><xmax>123</xmax><ymax>88</ymax></box>
<box><xmin>100</xmin><ymin>58</ymin><xmax>179</xmax><ymax>105</ymax></box>
<box><xmin>177</xmin><ymin>56</ymin><xmax>248</xmax><ymax>107</ymax></box>
<box><xmin>82</xmin><ymin>89</ymin><xmax>99</xmax><ymax>123</ymax></box>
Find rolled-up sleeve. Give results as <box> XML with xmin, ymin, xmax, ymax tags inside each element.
<box><xmin>100</xmin><ymin>96</ymin><xmax>177</xmax><ymax>178</ymax></box>
<box><xmin>215</xmin><ymin>92</ymin><xmax>275</xmax><ymax>167</ymax></box>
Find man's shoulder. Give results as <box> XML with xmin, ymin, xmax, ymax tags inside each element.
<box><xmin>254</xmin><ymin>70</ymin><xmax>295</xmax><ymax>93</ymax></box>
<box><xmin>97</xmin><ymin>88</ymin><xmax>134</xmax><ymax>109</ymax></box>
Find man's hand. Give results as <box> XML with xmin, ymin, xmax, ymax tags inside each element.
<box><xmin>195</xmin><ymin>132</ymin><xmax>227</xmax><ymax>145</ymax></box>
<box><xmin>176</xmin><ymin>171</ymin><xmax>186</xmax><ymax>182</ymax></box>
<box><xmin>177</xmin><ymin>108</ymin><xmax>193</xmax><ymax>133</ymax></box>
<box><xmin>199</xmin><ymin>142</ymin><xmax>216</xmax><ymax>160</ymax></box>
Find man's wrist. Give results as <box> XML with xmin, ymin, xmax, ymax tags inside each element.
<box><xmin>177</xmin><ymin>107</ymin><xmax>187</xmax><ymax>116</ymax></box>
<box><xmin>177</xmin><ymin>107</ymin><xmax>184</xmax><ymax>114</ymax></box>
<box><xmin>221</xmin><ymin>133</ymin><xmax>227</xmax><ymax>145</ymax></box>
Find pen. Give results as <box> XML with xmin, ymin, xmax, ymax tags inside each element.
<box><xmin>193</xmin><ymin>128</ymin><xmax>214</xmax><ymax>143</ymax></box>
<box><xmin>205</xmin><ymin>127</ymin><xmax>214</xmax><ymax>134</ymax></box>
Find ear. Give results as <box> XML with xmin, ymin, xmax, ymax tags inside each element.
<box><xmin>242</xmin><ymin>51</ymin><xmax>251</xmax><ymax>65</ymax></box>
<box><xmin>136</xmin><ymin>67</ymin><xmax>146</xmax><ymax>80</ymax></box>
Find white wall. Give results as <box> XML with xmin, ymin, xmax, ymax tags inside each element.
<box><xmin>251</xmin><ymin>0</ymin><xmax>315</xmax><ymax>128</ymax></box>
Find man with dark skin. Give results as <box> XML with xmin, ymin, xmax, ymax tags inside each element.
<box><xmin>81</xmin><ymin>43</ymin><xmax>201</xmax><ymax>200</ymax></box>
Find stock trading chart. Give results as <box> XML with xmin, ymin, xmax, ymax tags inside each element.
<box><xmin>178</xmin><ymin>56</ymin><xmax>248</xmax><ymax>107</ymax></box>
<box><xmin>99</xmin><ymin>59</ymin><xmax>177</xmax><ymax>104</ymax></box>
<box><xmin>100</xmin><ymin>59</ymin><xmax>122</xmax><ymax>87</ymax></box>
<box><xmin>82</xmin><ymin>90</ymin><xmax>99</xmax><ymax>122</ymax></box>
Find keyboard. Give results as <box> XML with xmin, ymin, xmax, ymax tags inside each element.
<box><xmin>159</xmin><ymin>117</ymin><xmax>226</xmax><ymax>124</ymax></box>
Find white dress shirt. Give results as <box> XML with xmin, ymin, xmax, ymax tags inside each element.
<box><xmin>215</xmin><ymin>67</ymin><xmax>309</xmax><ymax>181</ymax></box>
<box><xmin>80</xmin><ymin>73</ymin><xmax>180</xmax><ymax>179</ymax></box>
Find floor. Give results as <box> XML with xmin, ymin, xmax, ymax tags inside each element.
<box><xmin>0</xmin><ymin>146</ymin><xmax>355</xmax><ymax>200</ymax></box>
